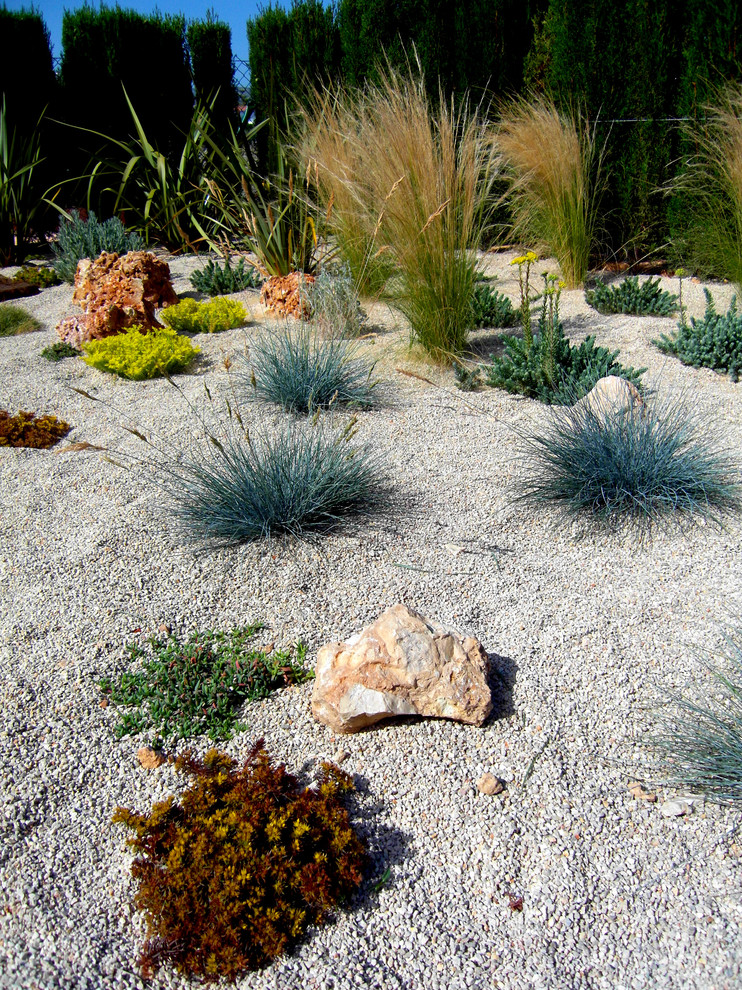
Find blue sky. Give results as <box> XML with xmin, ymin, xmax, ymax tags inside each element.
<box><xmin>8</xmin><ymin>1</ymin><xmax>288</xmax><ymax>63</ymax></box>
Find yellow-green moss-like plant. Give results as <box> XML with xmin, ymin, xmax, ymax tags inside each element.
<box><xmin>82</xmin><ymin>327</ymin><xmax>199</xmax><ymax>380</ymax></box>
<box><xmin>0</xmin><ymin>409</ymin><xmax>71</xmax><ymax>448</ymax></box>
<box><xmin>113</xmin><ymin>743</ymin><xmax>367</xmax><ymax>981</ymax></box>
<box><xmin>160</xmin><ymin>296</ymin><xmax>247</xmax><ymax>334</ymax></box>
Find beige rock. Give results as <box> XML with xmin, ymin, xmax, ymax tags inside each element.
<box><xmin>312</xmin><ymin>604</ymin><xmax>493</xmax><ymax>734</ymax></box>
<box><xmin>477</xmin><ymin>773</ymin><xmax>505</xmax><ymax>796</ymax></box>
<box><xmin>571</xmin><ymin>375</ymin><xmax>644</xmax><ymax>419</ymax></box>
<box><xmin>628</xmin><ymin>781</ymin><xmax>657</xmax><ymax>802</ymax></box>
<box><xmin>137</xmin><ymin>746</ymin><xmax>166</xmax><ymax>770</ymax></box>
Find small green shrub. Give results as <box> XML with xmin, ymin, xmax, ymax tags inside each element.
<box><xmin>113</xmin><ymin>744</ymin><xmax>367</xmax><ymax>980</ymax></box>
<box><xmin>82</xmin><ymin>326</ymin><xmax>199</xmax><ymax>379</ymax></box>
<box><xmin>13</xmin><ymin>265</ymin><xmax>61</xmax><ymax>288</ymax></box>
<box><xmin>52</xmin><ymin>210</ymin><xmax>145</xmax><ymax>283</ymax></box>
<box><xmin>160</xmin><ymin>296</ymin><xmax>247</xmax><ymax>334</ymax></box>
<box><xmin>190</xmin><ymin>255</ymin><xmax>262</xmax><ymax>295</ymax></box>
<box><xmin>585</xmin><ymin>276</ymin><xmax>678</xmax><ymax>316</ymax></box>
<box><xmin>485</xmin><ymin>274</ymin><xmax>645</xmax><ymax>404</ymax></box>
<box><xmin>515</xmin><ymin>392</ymin><xmax>741</xmax><ymax>530</ymax></box>
<box><xmin>453</xmin><ymin>363</ymin><xmax>483</xmax><ymax>391</ymax></box>
<box><xmin>157</xmin><ymin>415</ymin><xmax>386</xmax><ymax>544</ymax></box>
<box><xmin>41</xmin><ymin>341</ymin><xmax>81</xmax><ymax>361</ymax></box>
<box><xmin>0</xmin><ymin>409</ymin><xmax>71</xmax><ymax>448</ymax></box>
<box><xmin>656</xmin><ymin>288</ymin><xmax>742</xmax><ymax>381</ymax></box>
<box><xmin>99</xmin><ymin>624</ymin><xmax>311</xmax><ymax>742</ymax></box>
<box><xmin>652</xmin><ymin>627</ymin><xmax>742</xmax><ymax>803</ymax></box>
<box><xmin>470</xmin><ymin>282</ymin><xmax>519</xmax><ymax>328</ymax></box>
<box><xmin>303</xmin><ymin>266</ymin><xmax>366</xmax><ymax>338</ymax></box>
<box><xmin>0</xmin><ymin>303</ymin><xmax>41</xmax><ymax>336</ymax></box>
<box><xmin>247</xmin><ymin>326</ymin><xmax>377</xmax><ymax>414</ymax></box>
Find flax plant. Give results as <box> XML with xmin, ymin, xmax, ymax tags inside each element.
<box><xmin>300</xmin><ymin>66</ymin><xmax>501</xmax><ymax>361</ymax></box>
<box><xmin>674</xmin><ymin>83</ymin><xmax>742</xmax><ymax>292</ymax></box>
<box><xmin>497</xmin><ymin>97</ymin><xmax>604</xmax><ymax>288</ymax></box>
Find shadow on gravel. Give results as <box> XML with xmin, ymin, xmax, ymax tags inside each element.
<box><xmin>486</xmin><ymin>651</ymin><xmax>518</xmax><ymax>722</ymax></box>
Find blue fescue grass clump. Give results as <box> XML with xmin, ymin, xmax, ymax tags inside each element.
<box><xmin>655</xmin><ymin>288</ymin><xmax>742</xmax><ymax>380</ymax></box>
<box><xmin>158</xmin><ymin>415</ymin><xmax>386</xmax><ymax>544</ymax></box>
<box><xmin>652</xmin><ymin>628</ymin><xmax>742</xmax><ymax>803</ymax></box>
<box><xmin>246</xmin><ymin>326</ymin><xmax>378</xmax><ymax>415</ymax></box>
<box><xmin>585</xmin><ymin>275</ymin><xmax>678</xmax><ymax>316</ymax></box>
<box><xmin>515</xmin><ymin>392</ymin><xmax>741</xmax><ymax>531</ymax></box>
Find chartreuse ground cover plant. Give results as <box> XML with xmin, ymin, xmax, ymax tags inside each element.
<box><xmin>51</xmin><ymin>210</ymin><xmax>145</xmax><ymax>283</ymax></box>
<box><xmin>485</xmin><ymin>269</ymin><xmax>645</xmax><ymax>404</ymax></box>
<box><xmin>82</xmin><ymin>326</ymin><xmax>199</xmax><ymax>379</ymax></box>
<box><xmin>655</xmin><ymin>289</ymin><xmax>742</xmax><ymax>381</ymax></box>
<box><xmin>497</xmin><ymin>97</ymin><xmax>604</xmax><ymax>288</ymax></box>
<box><xmin>160</xmin><ymin>296</ymin><xmax>247</xmax><ymax>334</ymax></box>
<box><xmin>514</xmin><ymin>391</ymin><xmax>741</xmax><ymax>532</ymax></box>
<box><xmin>190</xmin><ymin>255</ymin><xmax>262</xmax><ymax>295</ymax></box>
<box><xmin>99</xmin><ymin>624</ymin><xmax>310</xmax><ymax>742</ymax></box>
<box><xmin>0</xmin><ymin>303</ymin><xmax>41</xmax><ymax>336</ymax></box>
<box><xmin>301</xmin><ymin>65</ymin><xmax>500</xmax><ymax>361</ymax></box>
<box><xmin>652</xmin><ymin>627</ymin><xmax>742</xmax><ymax>803</ymax></box>
<box><xmin>0</xmin><ymin>409</ymin><xmax>71</xmax><ymax>448</ymax></box>
<box><xmin>113</xmin><ymin>744</ymin><xmax>367</xmax><ymax>980</ymax></box>
<box><xmin>246</xmin><ymin>326</ymin><xmax>378</xmax><ymax>414</ymax></box>
<box><xmin>586</xmin><ymin>276</ymin><xmax>678</xmax><ymax>316</ymax></box>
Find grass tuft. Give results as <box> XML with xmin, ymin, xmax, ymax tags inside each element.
<box><xmin>651</xmin><ymin>628</ymin><xmax>742</xmax><ymax>803</ymax></box>
<box><xmin>0</xmin><ymin>303</ymin><xmax>41</xmax><ymax>336</ymax></box>
<box><xmin>514</xmin><ymin>391</ymin><xmax>741</xmax><ymax>531</ymax></box>
<box><xmin>155</xmin><ymin>412</ymin><xmax>386</xmax><ymax>545</ymax></box>
<box><xmin>496</xmin><ymin>96</ymin><xmax>603</xmax><ymax>288</ymax></box>
<box><xmin>672</xmin><ymin>83</ymin><xmax>742</xmax><ymax>291</ymax></box>
<box><xmin>246</xmin><ymin>326</ymin><xmax>377</xmax><ymax>414</ymax></box>
<box><xmin>300</xmin><ymin>64</ymin><xmax>500</xmax><ymax>360</ymax></box>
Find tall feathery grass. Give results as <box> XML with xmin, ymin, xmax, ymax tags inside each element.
<box><xmin>674</xmin><ymin>83</ymin><xmax>742</xmax><ymax>291</ymax></box>
<box><xmin>300</xmin><ymin>66</ymin><xmax>500</xmax><ymax>361</ymax></box>
<box><xmin>497</xmin><ymin>97</ymin><xmax>603</xmax><ymax>288</ymax></box>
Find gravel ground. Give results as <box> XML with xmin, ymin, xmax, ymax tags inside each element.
<box><xmin>1</xmin><ymin>252</ymin><xmax>741</xmax><ymax>990</ymax></box>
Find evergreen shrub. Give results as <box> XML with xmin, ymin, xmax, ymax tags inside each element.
<box><xmin>656</xmin><ymin>289</ymin><xmax>742</xmax><ymax>380</ymax></box>
<box><xmin>190</xmin><ymin>256</ymin><xmax>262</xmax><ymax>296</ymax></box>
<box><xmin>585</xmin><ymin>276</ymin><xmax>678</xmax><ymax>316</ymax></box>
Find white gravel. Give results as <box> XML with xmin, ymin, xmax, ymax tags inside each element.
<box><xmin>1</xmin><ymin>252</ymin><xmax>741</xmax><ymax>990</ymax></box>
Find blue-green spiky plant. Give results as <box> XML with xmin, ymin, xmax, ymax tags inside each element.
<box><xmin>246</xmin><ymin>326</ymin><xmax>378</xmax><ymax>415</ymax></box>
<box><xmin>514</xmin><ymin>390</ymin><xmax>741</xmax><ymax>531</ymax></box>
<box><xmin>652</xmin><ymin>627</ymin><xmax>742</xmax><ymax>804</ymax></box>
<box><xmin>158</xmin><ymin>414</ymin><xmax>386</xmax><ymax>544</ymax></box>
